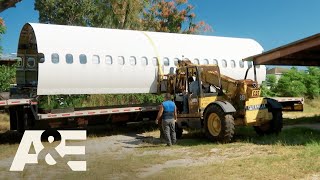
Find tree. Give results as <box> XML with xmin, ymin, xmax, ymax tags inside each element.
<box><xmin>0</xmin><ymin>0</ymin><xmax>22</xmax><ymax>13</ymax></box>
<box><xmin>260</xmin><ymin>74</ymin><xmax>277</xmax><ymax>97</ymax></box>
<box><xmin>275</xmin><ymin>67</ymin><xmax>307</xmax><ymax>97</ymax></box>
<box><xmin>34</xmin><ymin>0</ymin><xmax>97</xmax><ymax>26</ymax></box>
<box><xmin>142</xmin><ymin>0</ymin><xmax>211</xmax><ymax>33</ymax></box>
<box><xmin>0</xmin><ymin>17</ymin><xmax>5</xmax><ymax>53</ymax></box>
<box><xmin>304</xmin><ymin>67</ymin><xmax>320</xmax><ymax>99</ymax></box>
<box><xmin>35</xmin><ymin>0</ymin><xmax>210</xmax><ymax>34</ymax></box>
<box><xmin>0</xmin><ymin>64</ymin><xmax>15</xmax><ymax>92</ymax></box>
<box><xmin>266</xmin><ymin>74</ymin><xmax>277</xmax><ymax>91</ymax></box>
<box><xmin>0</xmin><ymin>0</ymin><xmax>19</xmax><ymax>92</ymax></box>
<box><xmin>34</xmin><ymin>0</ymin><xmax>145</xmax><ymax>29</ymax></box>
<box><xmin>90</xmin><ymin>0</ymin><xmax>145</xmax><ymax>29</ymax></box>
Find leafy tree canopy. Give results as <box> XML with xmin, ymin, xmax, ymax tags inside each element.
<box><xmin>34</xmin><ymin>0</ymin><xmax>211</xmax><ymax>34</ymax></box>
<box><xmin>0</xmin><ymin>18</ymin><xmax>6</xmax><ymax>54</ymax></box>
<box><xmin>262</xmin><ymin>67</ymin><xmax>320</xmax><ymax>99</ymax></box>
<box><xmin>0</xmin><ymin>0</ymin><xmax>22</xmax><ymax>13</ymax></box>
<box><xmin>142</xmin><ymin>0</ymin><xmax>211</xmax><ymax>33</ymax></box>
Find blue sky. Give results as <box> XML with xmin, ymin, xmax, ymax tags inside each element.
<box><xmin>1</xmin><ymin>0</ymin><xmax>320</xmax><ymax>55</ymax></box>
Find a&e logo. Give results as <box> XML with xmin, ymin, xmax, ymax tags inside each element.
<box><xmin>10</xmin><ymin>130</ymin><xmax>86</xmax><ymax>171</ymax></box>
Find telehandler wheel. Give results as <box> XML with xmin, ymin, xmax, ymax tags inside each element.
<box><xmin>204</xmin><ymin>104</ymin><xmax>235</xmax><ymax>143</ymax></box>
<box><xmin>175</xmin><ymin>122</ymin><xmax>183</xmax><ymax>139</ymax></box>
<box><xmin>254</xmin><ymin>109</ymin><xmax>283</xmax><ymax>136</ymax></box>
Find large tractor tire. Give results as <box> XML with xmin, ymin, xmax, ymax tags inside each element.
<box><xmin>204</xmin><ymin>104</ymin><xmax>235</xmax><ymax>143</ymax></box>
<box><xmin>254</xmin><ymin>108</ymin><xmax>283</xmax><ymax>136</ymax></box>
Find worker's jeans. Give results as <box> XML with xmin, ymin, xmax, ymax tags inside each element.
<box><xmin>162</xmin><ymin>119</ymin><xmax>176</xmax><ymax>146</ymax></box>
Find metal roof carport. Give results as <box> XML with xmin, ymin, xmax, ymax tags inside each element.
<box><xmin>244</xmin><ymin>33</ymin><xmax>320</xmax><ymax>66</ymax></box>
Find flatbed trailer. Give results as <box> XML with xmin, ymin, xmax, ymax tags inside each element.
<box><xmin>270</xmin><ymin>97</ymin><xmax>304</xmax><ymax>111</ymax></box>
<box><xmin>0</xmin><ymin>98</ymin><xmax>159</xmax><ymax>131</ymax></box>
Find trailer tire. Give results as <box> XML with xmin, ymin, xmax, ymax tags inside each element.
<box><xmin>9</xmin><ymin>107</ymin><xmax>18</xmax><ymax>130</ymax></box>
<box><xmin>14</xmin><ymin>106</ymin><xmax>25</xmax><ymax>133</ymax></box>
<box><xmin>254</xmin><ymin>109</ymin><xmax>283</xmax><ymax>136</ymax></box>
<box><xmin>175</xmin><ymin>122</ymin><xmax>183</xmax><ymax>139</ymax></box>
<box><xmin>204</xmin><ymin>104</ymin><xmax>235</xmax><ymax>143</ymax></box>
<box><xmin>9</xmin><ymin>106</ymin><xmax>36</xmax><ymax>133</ymax></box>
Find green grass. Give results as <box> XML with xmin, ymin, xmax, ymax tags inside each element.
<box><xmin>141</xmin><ymin>126</ymin><xmax>320</xmax><ymax>180</ymax></box>
<box><xmin>38</xmin><ymin>94</ymin><xmax>164</xmax><ymax>110</ymax></box>
<box><xmin>149</xmin><ymin>144</ymin><xmax>320</xmax><ymax>180</ymax></box>
<box><xmin>0</xmin><ymin>113</ymin><xmax>9</xmax><ymax>132</ymax></box>
<box><xmin>1</xmin><ymin>98</ymin><xmax>320</xmax><ymax>179</ymax></box>
<box><xmin>304</xmin><ymin>97</ymin><xmax>320</xmax><ymax>113</ymax></box>
<box><xmin>235</xmin><ymin>126</ymin><xmax>320</xmax><ymax>145</ymax></box>
<box><xmin>1</xmin><ymin>126</ymin><xmax>320</xmax><ymax>179</ymax></box>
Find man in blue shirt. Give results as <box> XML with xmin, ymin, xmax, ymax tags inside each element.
<box><xmin>156</xmin><ymin>93</ymin><xmax>177</xmax><ymax>146</ymax></box>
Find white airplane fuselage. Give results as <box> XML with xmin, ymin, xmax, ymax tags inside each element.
<box><xmin>17</xmin><ymin>23</ymin><xmax>266</xmax><ymax>95</ymax></box>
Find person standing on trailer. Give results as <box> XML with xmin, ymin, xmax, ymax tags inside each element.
<box><xmin>155</xmin><ymin>93</ymin><xmax>177</xmax><ymax>146</ymax></box>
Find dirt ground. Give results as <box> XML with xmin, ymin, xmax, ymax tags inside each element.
<box><xmin>0</xmin><ymin>123</ymin><xmax>320</xmax><ymax>179</ymax></box>
<box><xmin>0</xmin><ymin>133</ymin><xmax>273</xmax><ymax>179</ymax></box>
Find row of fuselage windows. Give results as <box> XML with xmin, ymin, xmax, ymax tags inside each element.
<box><xmin>47</xmin><ymin>53</ymin><xmax>255</xmax><ymax>69</ymax></box>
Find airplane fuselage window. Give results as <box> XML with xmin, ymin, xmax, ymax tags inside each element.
<box><xmin>118</xmin><ymin>56</ymin><xmax>125</xmax><ymax>65</ymax></box>
<box><xmin>152</xmin><ymin>57</ymin><xmax>158</xmax><ymax>66</ymax></box>
<box><xmin>194</xmin><ymin>58</ymin><xmax>200</xmax><ymax>65</ymax></box>
<box><xmin>39</xmin><ymin>57</ymin><xmax>45</xmax><ymax>63</ymax></box>
<box><xmin>164</xmin><ymin>57</ymin><xmax>170</xmax><ymax>66</ymax></box>
<box><xmin>79</xmin><ymin>54</ymin><xmax>87</xmax><ymax>64</ymax></box>
<box><xmin>27</xmin><ymin>57</ymin><xmax>35</xmax><ymax>68</ymax></box>
<box><xmin>51</xmin><ymin>53</ymin><xmax>59</xmax><ymax>64</ymax></box>
<box><xmin>231</xmin><ymin>60</ymin><xmax>236</xmax><ymax>68</ymax></box>
<box><xmin>92</xmin><ymin>55</ymin><xmax>100</xmax><ymax>64</ymax></box>
<box><xmin>105</xmin><ymin>55</ymin><xmax>113</xmax><ymax>65</ymax></box>
<box><xmin>66</xmin><ymin>54</ymin><xmax>73</xmax><ymax>64</ymax></box>
<box><xmin>17</xmin><ymin>57</ymin><xmax>23</xmax><ymax>67</ymax></box>
<box><xmin>174</xmin><ymin>58</ymin><xmax>179</xmax><ymax>66</ymax></box>
<box><xmin>129</xmin><ymin>56</ymin><xmax>137</xmax><ymax>66</ymax></box>
<box><xmin>222</xmin><ymin>59</ymin><xmax>227</xmax><ymax>68</ymax></box>
<box><xmin>239</xmin><ymin>60</ymin><xmax>244</xmax><ymax>68</ymax></box>
<box><xmin>203</xmin><ymin>59</ymin><xmax>209</xmax><ymax>65</ymax></box>
<box><xmin>213</xmin><ymin>59</ymin><xmax>218</xmax><ymax>65</ymax></box>
<box><xmin>141</xmin><ymin>57</ymin><xmax>148</xmax><ymax>66</ymax></box>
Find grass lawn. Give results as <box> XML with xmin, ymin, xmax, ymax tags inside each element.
<box><xmin>0</xmin><ymin>98</ymin><xmax>320</xmax><ymax>179</ymax></box>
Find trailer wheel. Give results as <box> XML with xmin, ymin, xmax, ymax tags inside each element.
<box><xmin>24</xmin><ymin>108</ymin><xmax>36</xmax><ymax>130</ymax></box>
<box><xmin>204</xmin><ymin>104</ymin><xmax>235</xmax><ymax>143</ymax></box>
<box><xmin>254</xmin><ymin>109</ymin><xmax>283</xmax><ymax>136</ymax></box>
<box><xmin>17</xmin><ymin>107</ymin><xmax>28</xmax><ymax>133</ymax></box>
<box><xmin>9</xmin><ymin>107</ymin><xmax>18</xmax><ymax>130</ymax></box>
<box><xmin>175</xmin><ymin>122</ymin><xmax>183</xmax><ymax>139</ymax></box>
<box><xmin>9</xmin><ymin>106</ymin><xmax>36</xmax><ymax>133</ymax></box>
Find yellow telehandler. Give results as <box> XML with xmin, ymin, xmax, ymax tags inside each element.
<box><xmin>161</xmin><ymin>60</ymin><xmax>282</xmax><ymax>142</ymax></box>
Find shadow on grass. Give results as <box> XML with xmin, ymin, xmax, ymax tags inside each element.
<box><xmin>86</xmin><ymin>121</ymin><xmax>159</xmax><ymax>137</ymax></box>
<box><xmin>0</xmin><ymin>121</ymin><xmax>159</xmax><ymax>144</ymax></box>
<box><xmin>283</xmin><ymin>115</ymin><xmax>320</xmax><ymax>125</ymax></box>
<box><xmin>0</xmin><ymin>131</ymin><xmax>23</xmax><ymax>144</ymax></box>
<box><xmin>171</xmin><ymin>123</ymin><xmax>320</xmax><ymax>147</ymax></box>
<box><xmin>234</xmin><ymin>125</ymin><xmax>320</xmax><ymax>146</ymax></box>
<box><xmin>2</xmin><ymin>120</ymin><xmax>320</xmax><ymax>147</ymax></box>
<box><xmin>175</xmin><ymin>130</ymin><xmax>212</xmax><ymax>146</ymax></box>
